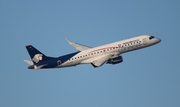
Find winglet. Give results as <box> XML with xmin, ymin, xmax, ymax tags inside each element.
<box><xmin>65</xmin><ymin>38</ymin><xmax>91</xmax><ymax>51</ymax></box>
<box><xmin>65</xmin><ymin>38</ymin><xmax>73</xmax><ymax>45</ymax></box>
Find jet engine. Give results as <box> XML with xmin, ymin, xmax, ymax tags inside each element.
<box><xmin>107</xmin><ymin>56</ymin><xmax>123</xmax><ymax>64</ymax></box>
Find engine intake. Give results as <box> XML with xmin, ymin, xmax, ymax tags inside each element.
<box><xmin>107</xmin><ymin>56</ymin><xmax>123</xmax><ymax>64</ymax></box>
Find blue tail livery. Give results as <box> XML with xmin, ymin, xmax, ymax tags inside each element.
<box><xmin>26</xmin><ymin>45</ymin><xmax>52</xmax><ymax>64</ymax></box>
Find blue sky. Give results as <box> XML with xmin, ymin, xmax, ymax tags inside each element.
<box><xmin>0</xmin><ymin>0</ymin><xmax>180</xmax><ymax>107</ymax></box>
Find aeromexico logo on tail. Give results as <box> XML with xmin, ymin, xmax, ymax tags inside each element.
<box><xmin>32</xmin><ymin>54</ymin><xmax>43</xmax><ymax>63</ymax></box>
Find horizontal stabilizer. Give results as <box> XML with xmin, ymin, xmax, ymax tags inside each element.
<box><xmin>24</xmin><ymin>60</ymin><xmax>33</xmax><ymax>65</ymax></box>
<box><xmin>34</xmin><ymin>64</ymin><xmax>47</xmax><ymax>70</ymax></box>
<box><xmin>65</xmin><ymin>38</ymin><xmax>91</xmax><ymax>51</ymax></box>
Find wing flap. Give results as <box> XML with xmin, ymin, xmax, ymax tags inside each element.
<box><xmin>82</xmin><ymin>54</ymin><xmax>113</xmax><ymax>68</ymax></box>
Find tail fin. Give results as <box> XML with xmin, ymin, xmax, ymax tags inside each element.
<box><xmin>25</xmin><ymin>45</ymin><xmax>50</xmax><ymax>64</ymax></box>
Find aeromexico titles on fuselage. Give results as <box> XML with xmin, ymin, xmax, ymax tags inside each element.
<box><xmin>118</xmin><ymin>39</ymin><xmax>142</xmax><ymax>53</ymax></box>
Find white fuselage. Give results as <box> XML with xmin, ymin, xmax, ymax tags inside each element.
<box><xmin>59</xmin><ymin>35</ymin><xmax>161</xmax><ymax>67</ymax></box>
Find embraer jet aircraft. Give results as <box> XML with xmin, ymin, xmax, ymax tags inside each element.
<box><xmin>24</xmin><ymin>35</ymin><xmax>161</xmax><ymax>70</ymax></box>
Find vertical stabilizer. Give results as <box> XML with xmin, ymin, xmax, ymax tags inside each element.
<box><xmin>25</xmin><ymin>45</ymin><xmax>50</xmax><ymax>64</ymax></box>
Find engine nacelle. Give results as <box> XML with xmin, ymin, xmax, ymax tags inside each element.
<box><xmin>107</xmin><ymin>56</ymin><xmax>123</xmax><ymax>64</ymax></box>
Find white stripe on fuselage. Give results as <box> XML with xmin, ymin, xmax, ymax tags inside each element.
<box><xmin>59</xmin><ymin>35</ymin><xmax>158</xmax><ymax>67</ymax></box>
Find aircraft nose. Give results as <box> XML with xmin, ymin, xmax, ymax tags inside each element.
<box><xmin>156</xmin><ymin>38</ymin><xmax>161</xmax><ymax>43</ymax></box>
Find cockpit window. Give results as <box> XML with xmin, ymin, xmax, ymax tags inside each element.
<box><xmin>149</xmin><ymin>36</ymin><xmax>155</xmax><ymax>40</ymax></box>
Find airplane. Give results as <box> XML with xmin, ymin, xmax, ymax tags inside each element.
<box><xmin>24</xmin><ymin>35</ymin><xmax>161</xmax><ymax>70</ymax></box>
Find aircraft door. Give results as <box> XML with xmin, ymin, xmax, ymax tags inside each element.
<box><xmin>57</xmin><ymin>60</ymin><xmax>61</xmax><ymax>66</ymax></box>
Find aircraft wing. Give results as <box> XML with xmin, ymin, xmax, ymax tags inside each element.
<box><xmin>65</xmin><ymin>38</ymin><xmax>91</xmax><ymax>51</ymax></box>
<box><xmin>81</xmin><ymin>54</ymin><xmax>114</xmax><ymax>67</ymax></box>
